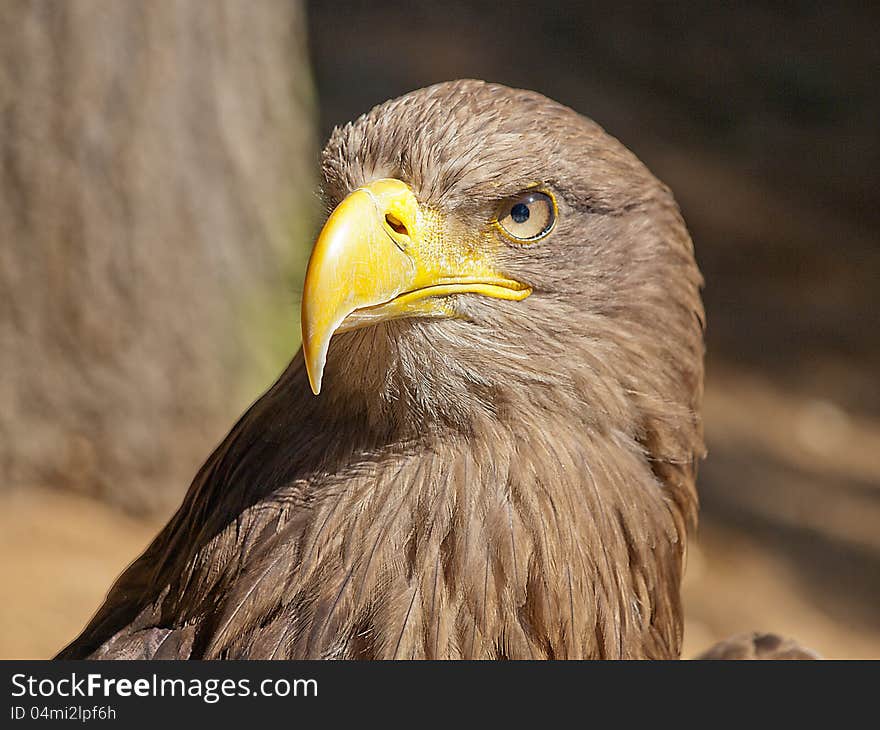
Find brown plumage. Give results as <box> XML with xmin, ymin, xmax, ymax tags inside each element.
<box><xmin>695</xmin><ymin>632</ymin><xmax>821</xmax><ymax>660</ymax></box>
<box><xmin>58</xmin><ymin>79</ymin><xmax>708</xmax><ymax>660</ymax></box>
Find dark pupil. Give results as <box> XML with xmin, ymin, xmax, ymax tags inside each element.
<box><xmin>510</xmin><ymin>202</ymin><xmax>530</xmax><ymax>224</ymax></box>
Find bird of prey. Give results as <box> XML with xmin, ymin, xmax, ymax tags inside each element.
<box><xmin>58</xmin><ymin>80</ymin><xmax>788</xmax><ymax>659</ymax></box>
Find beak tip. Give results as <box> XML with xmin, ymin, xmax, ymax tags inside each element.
<box><xmin>303</xmin><ymin>350</ymin><xmax>322</xmax><ymax>396</ymax></box>
<box><xmin>302</xmin><ymin>337</ymin><xmax>324</xmax><ymax>396</ymax></box>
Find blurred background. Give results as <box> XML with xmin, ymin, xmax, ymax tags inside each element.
<box><xmin>1</xmin><ymin>1</ymin><xmax>878</xmax><ymax>659</ymax></box>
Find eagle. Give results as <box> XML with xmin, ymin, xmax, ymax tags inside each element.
<box><xmin>57</xmin><ymin>80</ymin><xmax>811</xmax><ymax>660</ymax></box>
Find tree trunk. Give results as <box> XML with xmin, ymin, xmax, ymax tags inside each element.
<box><xmin>0</xmin><ymin>0</ymin><xmax>316</xmax><ymax>513</ymax></box>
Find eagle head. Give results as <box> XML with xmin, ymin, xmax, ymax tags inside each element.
<box><xmin>303</xmin><ymin>80</ymin><xmax>703</xmax><ymax>459</ymax></box>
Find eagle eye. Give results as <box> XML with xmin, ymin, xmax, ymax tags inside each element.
<box><xmin>496</xmin><ymin>191</ymin><xmax>557</xmax><ymax>242</ymax></box>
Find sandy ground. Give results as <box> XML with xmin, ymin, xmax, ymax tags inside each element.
<box><xmin>0</xmin><ymin>487</ymin><xmax>159</xmax><ymax>661</ymax></box>
<box><xmin>2</xmin><ymin>483</ymin><xmax>878</xmax><ymax>660</ymax></box>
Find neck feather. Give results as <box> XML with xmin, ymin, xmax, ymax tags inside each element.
<box><xmin>82</xmin><ymin>352</ymin><xmax>695</xmax><ymax>659</ymax></box>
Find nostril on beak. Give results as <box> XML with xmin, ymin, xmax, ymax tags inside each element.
<box><xmin>385</xmin><ymin>213</ymin><xmax>408</xmax><ymax>237</ymax></box>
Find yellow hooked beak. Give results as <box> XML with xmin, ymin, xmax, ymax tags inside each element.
<box><xmin>301</xmin><ymin>178</ymin><xmax>531</xmax><ymax>394</ymax></box>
